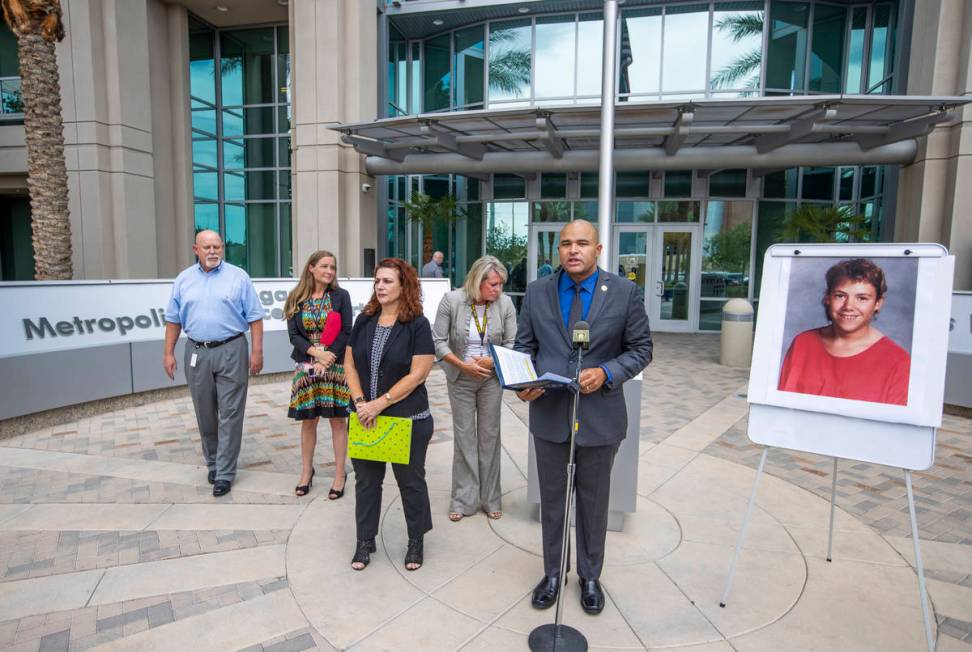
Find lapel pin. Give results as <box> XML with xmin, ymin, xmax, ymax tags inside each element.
<box><xmin>601</xmin><ymin>285</ymin><xmax>607</xmax><ymax>291</ymax></box>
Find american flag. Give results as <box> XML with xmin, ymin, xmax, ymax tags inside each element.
<box><xmin>619</xmin><ymin>18</ymin><xmax>633</xmax><ymax>101</ymax></box>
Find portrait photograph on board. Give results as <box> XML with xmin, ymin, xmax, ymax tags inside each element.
<box><xmin>776</xmin><ymin>256</ymin><xmax>918</xmax><ymax>406</ymax></box>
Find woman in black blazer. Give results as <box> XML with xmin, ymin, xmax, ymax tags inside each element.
<box><xmin>284</xmin><ymin>250</ymin><xmax>353</xmax><ymax>498</ymax></box>
<box><xmin>344</xmin><ymin>258</ymin><xmax>435</xmax><ymax>572</ymax></box>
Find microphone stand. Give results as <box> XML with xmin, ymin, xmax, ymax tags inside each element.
<box><xmin>529</xmin><ymin>332</ymin><xmax>589</xmax><ymax>652</ymax></box>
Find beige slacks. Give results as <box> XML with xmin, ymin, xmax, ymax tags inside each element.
<box><xmin>447</xmin><ymin>373</ymin><xmax>504</xmax><ymax>514</ymax></box>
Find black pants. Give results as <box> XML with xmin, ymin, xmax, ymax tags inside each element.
<box><xmin>534</xmin><ymin>437</ymin><xmax>619</xmax><ymax>580</ymax></box>
<box><xmin>353</xmin><ymin>416</ymin><xmax>434</xmax><ymax>542</ymax></box>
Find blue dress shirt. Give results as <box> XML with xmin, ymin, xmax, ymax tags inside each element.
<box><xmin>164</xmin><ymin>261</ymin><xmax>264</xmax><ymax>342</ymax></box>
<box><xmin>557</xmin><ymin>269</ymin><xmax>613</xmax><ymax>384</ymax></box>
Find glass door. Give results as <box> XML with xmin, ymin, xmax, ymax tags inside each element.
<box><xmin>528</xmin><ymin>223</ymin><xmax>563</xmax><ymax>283</ymax></box>
<box><xmin>651</xmin><ymin>226</ymin><xmax>700</xmax><ymax>332</ymax></box>
<box><xmin>614</xmin><ymin>226</ymin><xmax>650</xmax><ymax>307</ymax></box>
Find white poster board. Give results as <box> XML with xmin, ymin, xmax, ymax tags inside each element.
<box><xmin>748</xmin><ymin>243</ymin><xmax>954</xmax><ymax>470</ymax></box>
<box><xmin>0</xmin><ymin>277</ymin><xmax>452</xmax><ymax>358</ymax></box>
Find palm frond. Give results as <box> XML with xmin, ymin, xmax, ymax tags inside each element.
<box><xmin>488</xmin><ymin>50</ymin><xmax>531</xmax><ymax>94</ymax></box>
<box><xmin>714</xmin><ymin>13</ymin><xmax>764</xmax><ymax>42</ymax></box>
<box><xmin>781</xmin><ymin>205</ymin><xmax>870</xmax><ymax>243</ymax></box>
<box><xmin>710</xmin><ymin>49</ymin><xmax>762</xmax><ymax>89</ymax></box>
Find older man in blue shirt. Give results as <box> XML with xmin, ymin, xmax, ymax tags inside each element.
<box><xmin>163</xmin><ymin>230</ymin><xmax>264</xmax><ymax>496</ymax></box>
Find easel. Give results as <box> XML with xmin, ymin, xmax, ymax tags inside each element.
<box><xmin>719</xmin><ymin>449</ymin><xmax>936</xmax><ymax>652</ymax></box>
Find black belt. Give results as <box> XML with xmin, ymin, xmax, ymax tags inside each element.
<box><xmin>188</xmin><ymin>332</ymin><xmax>244</xmax><ymax>349</ymax></box>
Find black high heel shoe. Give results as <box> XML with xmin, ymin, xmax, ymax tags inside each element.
<box><xmin>328</xmin><ymin>474</ymin><xmax>346</xmax><ymax>500</ymax></box>
<box><xmin>404</xmin><ymin>537</ymin><xmax>423</xmax><ymax>571</ymax></box>
<box><xmin>351</xmin><ymin>539</ymin><xmax>376</xmax><ymax>570</ymax></box>
<box><xmin>295</xmin><ymin>468</ymin><xmax>315</xmax><ymax>497</ymax></box>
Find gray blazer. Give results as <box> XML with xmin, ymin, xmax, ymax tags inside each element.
<box><xmin>514</xmin><ymin>268</ymin><xmax>653</xmax><ymax>447</ymax></box>
<box><xmin>432</xmin><ymin>289</ymin><xmax>518</xmax><ymax>383</ymax></box>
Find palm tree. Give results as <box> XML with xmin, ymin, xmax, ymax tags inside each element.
<box><xmin>1</xmin><ymin>0</ymin><xmax>71</xmax><ymax>279</ymax></box>
<box><xmin>488</xmin><ymin>29</ymin><xmax>530</xmax><ymax>96</ymax></box>
<box><xmin>781</xmin><ymin>205</ymin><xmax>870</xmax><ymax>243</ymax></box>
<box><xmin>403</xmin><ymin>192</ymin><xmax>466</xmax><ymax>267</ymax></box>
<box><xmin>710</xmin><ymin>12</ymin><xmax>763</xmax><ymax>94</ymax></box>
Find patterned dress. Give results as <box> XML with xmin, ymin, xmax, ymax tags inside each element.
<box><xmin>288</xmin><ymin>294</ymin><xmax>351</xmax><ymax>419</ymax></box>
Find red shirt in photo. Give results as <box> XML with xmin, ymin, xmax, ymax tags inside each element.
<box><xmin>777</xmin><ymin>329</ymin><xmax>911</xmax><ymax>405</ymax></box>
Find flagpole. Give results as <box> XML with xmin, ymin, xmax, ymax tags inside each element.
<box><xmin>597</xmin><ymin>0</ymin><xmax>619</xmax><ymax>270</ymax></box>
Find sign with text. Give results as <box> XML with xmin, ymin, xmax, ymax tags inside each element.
<box><xmin>0</xmin><ymin>277</ymin><xmax>451</xmax><ymax>358</ymax></box>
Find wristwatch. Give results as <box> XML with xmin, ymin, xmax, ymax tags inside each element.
<box><xmin>353</xmin><ymin>396</ymin><xmax>365</xmax><ymax>405</ymax></box>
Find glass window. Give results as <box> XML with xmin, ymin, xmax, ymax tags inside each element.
<box><xmin>809</xmin><ymin>3</ymin><xmax>845</xmax><ymax>93</ymax></box>
<box><xmin>576</xmin><ymin>13</ymin><xmax>603</xmax><ymax>97</ymax></box>
<box><xmin>860</xmin><ymin>166</ymin><xmax>878</xmax><ymax>197</ymax></box>
<box><xmin>699</xmin><ymin>300</ymin><xmax>729</xmax><ymax>331</ymax></box>
<box><xmin>224</xmin><ymin>171</ymin><xmax>275</xmax><ymax>201</ymax></box>
<box><xmin>868</xmin><ymin>2</ymin><xmax>895</xmax><ymax>93</ymax></box>
<box><xmin>194</xmin><ymin>203</ymin><xmax>219</xmax><ymax>233</ymax></box>
<box><xmin>223</xmin><ymin>138</ymin><xmax>275</xmax><ymax>169</ymax></box>
<box><xmin>534</xmin><ymin>201</ymin><xmax>571</xmax><ymax>222</ymax></box>
<box><xmin>617</xmin><ymin>172</ymin><xmax>650</xmax><ymax>198</ymax></box>
<box><xmin>489</xmin><ymin>19</ymin><xmax>531</xmax><ymax>104</ymax></box>
<box><xmin>658</xmin><ymin>200</ymin><xmax>701</xmax><ymax>222</ymax></box>
<box><xmin>616</xmin><ymin>201</ymin><xmax>655</xmax><ymax>223</ymax></box>
<box><xmin>710</xmin><ymin>169</ymin><xmax>747</xmax><ymax>197</ymax></box>
<box><xmin>664</xmin><ymin>171</ymin><xmax>692</xmax><ymax>197</ymax></box>
<box><xmin>540</xmin><ymin>173</ymin><xmax>567</xmax><ymax>199</ymax></box>
<box><xmin>454</xmin><ymin>26</ymin><xmax>484</xmax><ymax>108</ymax></box>
<box><xmin>220</xmin><ymin>28</ymin><xmax>275</xmax><ymax>106</ymax></box>
<box><xmin>580</xmin><ymin>173</ymin><xmax>599</xmax><ymax>199</ymax></box>
<box><xmin>535</xmin><ymin>16</ymin><xmax>575</xmax><ymax>100</ymax></box>
<box><xmin>703</xmin><ymin>200</ymin><xmax>752</xmax><ymax>299</ymax></box>
<box><xmin>801</xmin><ymin>167</ymin><xmax>835</xmax><ymax>201</ymax></box>
<box><xmin>763</xmin><ymin>168</ymin><xmax>798</xmax><ymax>199</ymax></box>
<box><xmin>845</xmin><ymin>7</ymin><xmax>867</xmax><ymax>93</ymax></box>
<box><xmin>766</xmin><ymin>1</ymin><xmax>809</xmax><ymax>93</ymax></box>
<box><xmin>0</xmin><ymin>78</ymin><xmax>20</xmax><ymax>114</ymax></box>
<box><xmin>839</xmin><ymin>167</ymin><xmax>855</xmax><ymax>201</ymax></box>
<box><xmin>276</xmin><ymin>26</ymin><xmax>290</xmax><ymax>105</ymax></box>
<box><xmin>189</xmin><ymin>23</ymin><xmax>216</xmax><ymax>106</ymax></box>
<box><xmin>754</xmin><ymin>200</ymin><xmax>794</xmax><ymax>296</ymax></box>
<box><xmin>0</xmin><ymin>21</ymin><xmax>18</xmax><ymax>78</ymax></box>
<box><xmin>662</xmin><ymin>5</ymin><xmax>709</xmax><ymax>94</ymax></box>
<box><xmin>493</xmin><ymin>174</ymin><xmax>525</xmax><ymax>199</ymax></box>
<box><xmin>222</xmin><ymin>107</ymin><xmax>275</xmax><ymax>136</ymax></box>
<box><xmin>486</xmin><ymin>202</ymin><xmax>529</xmax><ymax>294</ymax></box>
<box><xmin>224</xmin><ymin>203</ymin><xmax>276</xmax><ymax>277</ymax></box>
<box><xmin>388</xmin><ymin>30</ymin><xmax>408</xmax><ymax>115</ymax></box>
<box><xmin>192</xmin><ymin>109</ymin><xmax>216</xmax><ymax>135</ymax></box>
<box><xmin>410</xmin><ymin>42</ymin><xmax>422</xmax><ymax>113</ymax></box>
<box><xmin>622</xmin><ymin>9</ymin><xmax>662</xmax><ymax>96</ymax></box>
<box><xmin>193</xmin><ymin>172</ymin><xmax>218</xmax><ymax>201</ymax></box>
<box><xmin>617</xmin><ymin>231</ymin><xmax>648</xmax><ymax>292</ymax></box>
<box><xmin>279</xmin><ymin>203</ymin><xmax>292</xmax><ymax>276</ymax></box>
<box><xmin>710</xmin><ymin>2</ymin><xmax>763</xmax><ymax>95</ymax></box>
<box><xmin>424</xmin><ymin>34</ymin><xmax>450</xmax><ymax>111</ymax></box>
<box><xmin>573</xmin><ymin>200</ymin><xmax>598</xmax><ymax>221</ymax></box>
<box><xmin>454</xmin><ymin>201</ymin><xmax>483</xmax><ymax>288</ymax></box>
<box><xmin>192</xmin><ymin>139</ymin><xmax>218</xmax><ymax>169</ymax></box>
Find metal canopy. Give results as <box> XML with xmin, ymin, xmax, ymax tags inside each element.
<box><xmin>331</xmin><ymin>95</ymin><xmax>971</xmax><ymax>175</ymax></box>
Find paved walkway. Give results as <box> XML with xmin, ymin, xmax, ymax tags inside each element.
<box><xmin>0</xmin><ymin>333</ymin><xmax>970</xmax><ymax>651</ymax></box>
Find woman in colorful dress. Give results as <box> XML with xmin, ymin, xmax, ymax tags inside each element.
<box><xmin>285</xmin><ymin>250</ymin><xmax>353</xmax><ymax>497</ymax></box>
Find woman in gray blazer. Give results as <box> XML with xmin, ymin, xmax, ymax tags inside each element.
<box><xmin>432</xmin><ymin>255</ymin><xmax>518</xmax><ymax>521</ymax></box>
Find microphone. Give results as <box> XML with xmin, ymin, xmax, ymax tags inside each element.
<box><xmin>572</xmin><ymin>320</ymin><xmax>590</xmax><ymax>350</ymax></box>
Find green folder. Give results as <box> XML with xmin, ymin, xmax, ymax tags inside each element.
<box><xmin>348</xmin><ymin>413</ymin><xmax>413</xmax><ymax>465</ymax></box>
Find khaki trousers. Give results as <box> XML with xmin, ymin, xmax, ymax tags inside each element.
<box><xmin>447</xmin><ymin>374</ymin><xmax>504</xmax><ymax>514</ymax></box>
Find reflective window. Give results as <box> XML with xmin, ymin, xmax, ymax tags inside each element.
<box><xmin>658</xmin><ymin>200</ymin><xmax>701</xmax><ymax>222</ymax></box>
<box><xmin>576</xmin><ymin>13</ymin><xmax>603</xmax><ymax>97</ymax></box>
<box><xmin>801</xmin><ymin>167</ymin><xmax>834</xmax><ymax>200</ymax></box>
<box><xmin>486</xmin><ymin>202</ymin><xmax>529</xmax><ymax>296</ymax></box>
<box><xmin>703</xmin><ymin>200</ymin><xmax>752</xmax><ymax>299</ymax></box>
<box><xmin>622</xmin><ymin>9</ymin><xmax>662</xmax><ymax>96</ymax></box>
<box><xmin>710</xmin><ymin>2</ymin><xmax>763</xmax><ymax>95</ymax></box>
<box><xmin>454</xmin><ymin>26</ymin><xmax>484</xmax><ymax>109</ymax></box>
<box><xmin>0</xmin><ymin>21</ymin><xmax>18</xmax><ymax>79</ymax></box>
<box><xmin>493</xmin><ymin>174</ymin><xmax>526</xmax><ymax>199</ymax></box>
<box><xmin>488</xmin><ymin>19</ymin><xmax>532</xmax><ymax>104</ymax></box>
<box><xmin>664</xmin><ymin>171</ymin><xmax>693</xmax><ymax>198</ymax></box>
<box><xmin>388</xmin><ymin>29</ymin><xmax>408</xmax><ymax>115</ymax></box>
<box><xmin>424</xmin><ymin>34</ymin><xmax>450</xmax><ymax>111</ymax></box>
<box><xmin>809</xmin><ymin>3</ymin><xmax>845</xmax><ymax>93</ymax></box>
<box><xmin>535</xmin><ymin>16</ymin><xmax>575</xmax><ymax>99</ymax></box>
<box><xmin>187</xmin><ymin>20</ymin><xmax>291</xmax><ymax>276</ymax></box>
<box><xmin>662</xmin><ymin>5</ymin><xmax>709</xmax><ymax>94</ymax></box>
<box><xmin>540</xmin><ymin>173</ymin><xmax>567</xmax><ymax>199</ymax></box>
<box><xmin>616</xmin><ymin>201</ymin><xmax>655</xmax><ymax>223</ymax></box>
<box><xmin>617</xmin><ymin>172</ymin><xmax>651</xmax><ymax>198</ymax></box>
<box><xmin>534</xmin><ymin>201</ymin><xmax>571</xmax><ymax>222</ymax></box>
<box><xmin>709</xmin><ymin>169</ymin><xmax>747</xmax><ymax>197</ymax></box>
<box><xmin>868</xmin><ymin>2</ymin><xmax>896</xmax><ymax>93</ymax></box>
<box><xmin>766</xmin><ymin>1</ymin><xmax>809</xmax><ymax>93</ymax></box>
<box><xmin>844</xmin><ymin>7</ymin><xmax>867</xmax><ymax>93</ymax></box>
<box><xmin>763</xmin><ymin>168</ymin><xmax>799</xmax><ymax>199</ymax></box>
<box><xmin>580</xmin><ymin>172</ymin><xmax>599</xmax><ymax>199</ymax></box>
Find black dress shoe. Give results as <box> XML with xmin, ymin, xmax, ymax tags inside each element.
<box><xmin>579</xmin><ymin>578</ymin><xmax>605</xmax><ymax>615</ymax></box>
<box><xmin>212</xmin><ymin>480</ymin><xmax>231</xmax><ymax>496</ymax></box>
<box><xmin>404</xmin><ymin>537</ymin><xmax>423</xmax><ymax>570</ymax></box>
<box><xmin>351</xmin><ymin>539</ymin><xmax>376</xmax><ymax>570</ymax></box>
<box><xmin>207</xmin><ymin>470</ymin><xmax>215</xmax><ymax>485</ymax></box>
<box><xmin>531</xmin><ymin>575</ymin><xmax>560</xmax><ymax>609</ymax></box>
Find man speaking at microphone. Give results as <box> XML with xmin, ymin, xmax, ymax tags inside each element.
<box><xmin>515</xmin><ymin>219</ymin><xmax>653</xmax><ymax>615</ymax></box>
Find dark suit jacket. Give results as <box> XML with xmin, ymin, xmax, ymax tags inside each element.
<box><xmin>514</xmin><ymin>268</ymin><xmax>653</xmax><ymax>446</ymax></box>
<box><xmin>286</xmin><ymin>287</ymin><xmax>353</xmax><ymax>364</ymax></box>
<box><xmin>348</xmin><ymin>311</ymin><xmax>436</xmax><ymax>419</ymax></box>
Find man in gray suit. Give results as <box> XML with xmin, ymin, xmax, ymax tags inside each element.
<box><xmin>514</xmin><ymin>219</ymin><xmax>653</xmax><ymax>615</ymax></box>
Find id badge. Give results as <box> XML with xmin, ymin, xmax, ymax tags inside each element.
<box><xmin>190</xmin><ymin>353</ymin><xmax>198</xmax><ymax>368</ymax></box>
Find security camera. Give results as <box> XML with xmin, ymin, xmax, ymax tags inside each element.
<box><xmin>361</xmin><ymin>183</ymin><xmax>372</xmax><ymax>193</ymax></box>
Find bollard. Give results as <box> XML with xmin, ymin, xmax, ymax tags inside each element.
<box><xmin>721</xmin><ymin>298</ymin><xmax>754</xmax><ymax>367</ymax></box>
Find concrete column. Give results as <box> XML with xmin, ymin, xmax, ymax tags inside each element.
<box><xmin>290</xmin><ymin>0</ymin><xmax>377</xmax><ymax>277</ymax></box>
<box><xmin>896</xmin><ymin>0</ymin><xmax>972</xmax><ymax>289</ymax></box>
<box><xmin>55</xmin><ymin>0</ymin><xmax>190</xmax><ymax>280</ymax></box>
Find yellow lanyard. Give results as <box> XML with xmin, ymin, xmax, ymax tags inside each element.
<box><xmin>470</xmin><ymin>302</ymin><xmax>489</xmax><ymax>346</ymax></box>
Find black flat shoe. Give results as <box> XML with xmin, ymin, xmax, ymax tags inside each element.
<box><xmin>295</xmin><ymin>468</ymin><xmax>315</xmax><ymax>497</ymax></box>
<box><xmin>207</xmin><ymin>470</ymin><xmax>215</xmax><ymax>485</ymax></box>
<box><xmin>579</xmin><ymin>578</ymin><xmax>605</xmax><ymax>615</ymax></box>
<box><xmin>212</xmin><ymin>480</ymin><xmax>231</xmax><ymax>497</ymax></box>
<box><xmin>531</xmin><ymin>575</ymin><xmax>560</xmax><ymax>609</ymax></box>
<box><xmin>351</xmin><ymin>539</ymin><xmax>376</xmax><ymax>570</ymax></box>
<box><xmin>404</xmin><ymin>537</ymin><xmax>423</xmax><ymax>570</ymax></box>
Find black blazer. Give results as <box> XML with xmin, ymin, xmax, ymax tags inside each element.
<box><xmin>348</xmin><ymin>311</ymin><xmax>435</xmax><ymax>419</ymax></box>
<box><xmin>287</xmin><ymin>287</ymin><xmax>353</xmax><ymax>364</ymax></box>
